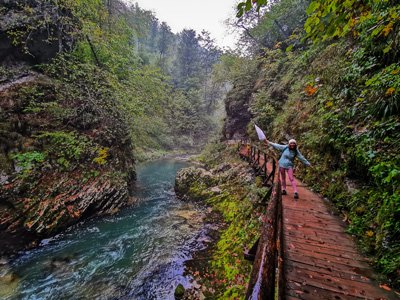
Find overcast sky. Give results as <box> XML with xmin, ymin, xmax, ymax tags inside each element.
<box><xmin>128</xmin><ymin>0</ymin><xmax>240</xmax><ymax>49</ymax></box>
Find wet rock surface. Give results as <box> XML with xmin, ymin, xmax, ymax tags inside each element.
<box><xmin>0</xmin><ymin>170</ymin><xmax>135</xmax><ymax>255</ymax></box>
<box><xmin>175</xmin><ymin>162</ymin><xmax>255</xmax><ymax>202</ymax></box>
<box><xmin>174</xmin><ymin>167</ymin><xmax>216</xmax><ymax>201</ymax></box>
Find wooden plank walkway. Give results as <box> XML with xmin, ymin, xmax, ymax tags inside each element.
<box><xmin>283</xmin><ymin>178</ymin><xmax>396</xmax><ymax>299</ymax></box>
<box><xmin>238</xmin><ymin>143</ymin><xmax>398</xmax><ymax>299</ymax></box>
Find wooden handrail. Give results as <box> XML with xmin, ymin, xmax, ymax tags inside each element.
<box><xmin>238</xmin><ymin>141</ymin><xmax>284</xmax><ymax>299</ymax></box>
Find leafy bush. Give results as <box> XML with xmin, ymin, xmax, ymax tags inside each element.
<box><xmin>11</xmin><ymin>151</ymin><xmax>46</xmax><ymax>175</ymax></box>
<box><xmin>36</xmin><ymin>131</ymin><xmax>91</xmax><ymax>169</ymax></box>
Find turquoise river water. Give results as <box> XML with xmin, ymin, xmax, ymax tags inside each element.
<box><xmin>1</xmin><ymin>159</ymin><xmax>207</xmax><ymax>300</ymax></box>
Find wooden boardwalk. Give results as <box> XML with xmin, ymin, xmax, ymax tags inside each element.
<box><xmin>283</xmin><ymin>178</ymin><xmax>396</xmax><ymax>299</ymax></box>
<box><xmin>238</xmin><ymin>143</ymin><xmax>398</xmax><ymax>300</ymax></box>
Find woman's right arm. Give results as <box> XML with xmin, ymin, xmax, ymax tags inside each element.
<box><xmin>264</xmin><ymin>140</ymin><xmax>286</xmax><ymax>151</ymax></box>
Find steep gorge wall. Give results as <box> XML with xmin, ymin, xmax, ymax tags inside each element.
<box><xmin>0</xmin><ymin>1</ymin><xmax>136</xmax><ymax>255</ymax></box>
<box><xmin>223</xmin><ymin>42</ymin><xmax>400</xmax><ymax>286</ymax></box>
<box><xmin>222</xmin><ymin>68</ymin><xmax>259</xmax><ymax>140</ymax></box>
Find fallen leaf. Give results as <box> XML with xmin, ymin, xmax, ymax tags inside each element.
<box><xmin>385</xmin><ymin>87</ymin><xmax>395</xmax><ymax>96</ymax></box>
<box><xmin>379</xmin><ymin>284</ymin><xmax>391</xmax><ymax>291</ymax></box>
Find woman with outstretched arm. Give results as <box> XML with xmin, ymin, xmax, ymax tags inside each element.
<box><xmin>264</xmin><ymin>139</ymin><xmax>311</xmax><ymax>199</ymax></box>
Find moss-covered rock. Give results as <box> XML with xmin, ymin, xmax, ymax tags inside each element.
<box><xmin>0</xmin><ymin>59</ymin><xmax>135</xmax><ymax>257</ymax></box>
<box><xmin>0</xmin><ymin>0</ymin><xmax>75</xmax><ymax>64</ymax></box>
<box><xmin>175</xmin><ymin>144</ymin><xmax>264</xmax><ymax>298</ymax></box>
<box><xmin>174</xmin><ymin>284</ymin><xmax>185</xmax><ymax>299</ymax></box>
<box><xmin>175</xmin><ymin>167</ymin><xmax>216</xmax><ymax>201</ymax></box>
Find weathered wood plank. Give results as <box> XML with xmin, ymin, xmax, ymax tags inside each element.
<box><xmin>285</xmin><ymin>229</ymin><xmax>357</xmax><ymax>248</ymax></box>
<box><xmin>286</xmin><ymin>265</ymin><xmax>388</xmax><ymax>295</ymax></box>
<box><xmin>285</xmin><ymin>236</ymin><xmax>361</xmax><ymax>254</ymax></box>
<box><xmin>286</xmin><ymin>260</ymin><xmax>374</xmax><ymax>284</ymax></box>
<box><xmin>286</xmin><ymin>281</ymin><xmax>367</xmax><ymax>300</ymax></box>
<box><xmin>286</xmin><ymin>239</ymin><xmax>369</xmax><ymax>261</ymax></box>
<box><xmin>285</xmin><ymin>222</ymin><xmax>347</xmax><ymax>233</ymax></box>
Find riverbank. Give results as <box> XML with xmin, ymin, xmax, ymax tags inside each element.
<box><xmin>174</xmin><ymin>142</ymin><xmax>269</xmax><ymax>298</ymax></box>
<box><xmin>0</xmin><ymin>159</ymin><xmax>211</xmax><ymax>299</ymax></box>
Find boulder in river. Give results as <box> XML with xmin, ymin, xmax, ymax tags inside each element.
<box><xmin>175</xmin><ymin>167</ymin><xmax>216</xmax><ymax>201</ymax></box>
<box><xmin>175</xmin><ymin>162</ymin><xmax>255</xmax><ymax>203</ymax></box>
<box><xmin>174</xmin><ymin>283</ymin><xmax>185</xmax><ymax>299</ymax></box>
<box><xmin>0</xmin><ymin>265</ymin><xmax>19</xmax><ymax>298</ymax></box>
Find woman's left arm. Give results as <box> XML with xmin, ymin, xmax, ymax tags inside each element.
<box><xmin>297</xmin><ymin>150</ymin><xmax>311</xmax><ymax>166</ymax></box>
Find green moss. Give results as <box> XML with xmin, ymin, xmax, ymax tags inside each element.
<box><xmin>179</xmin><ymin>144</ymin><xmax>264</xmax><ymax>298</ymax></box>
<box><xmin>187</xmin><ymin>182</ymin><xmax>213</xmax><ymax>202</ymax></box>
<box><xmin>174</xmin><ymin>284</ymin><xmax>185</xmax><ymax>298</ymax></box>
<box><xmin>11</xmin><ymin>151</ymin><xmax>46</xmax><ymax>177</ymax></box>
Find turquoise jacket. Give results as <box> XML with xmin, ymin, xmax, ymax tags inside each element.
<box><xmin>268</xmin><ymin>142</ymin><xmax>311</xmax><ymax>169</ymax></box>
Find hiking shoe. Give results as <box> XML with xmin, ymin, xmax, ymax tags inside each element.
<box><xmin>282</xmin><ymin>190</ymin><xmax>287</xmax><ymax>195</ymax></box>
<box><xmin>294</xmin><ymin>192</ymin><xmax>299</xmax><ymax>199</ymax></box>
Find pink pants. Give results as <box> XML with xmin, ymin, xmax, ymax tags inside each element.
<box><xmin>280</xmin><ymin>167</ymin><xmax>297</xmax><ymax>193</ymax></box>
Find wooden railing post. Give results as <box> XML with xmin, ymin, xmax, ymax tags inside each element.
<box><xmin>263</xmin><ymin>153</ymin><xmax>267</xmax><ymax>178</ymax></box>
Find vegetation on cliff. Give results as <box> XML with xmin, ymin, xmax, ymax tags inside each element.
<box><xmin>0</xmin><ymin>0</ymin><xmax>226</xmax><ymax>254</ymax></box>
<box><xmin>221</xmin><ymin>0</ymin><xmax>400</xmax><ymax>288</ymax></box>
<box><xmin>175</xmin><ymin>143</ymin><xmax>272</xmax><ymax>298</ymax></box>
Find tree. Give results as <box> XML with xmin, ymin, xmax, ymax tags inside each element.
<box><xmin>198</xmin><ymin>31</ymin><xmax>222</xmax><ymax>112</ymax></box>
<box><xmin>232</xmin><ymin>0</ymin><xmax>309</xmax><ymax>53</ymax></box>
<box><xmin>175</xmin><ymin>29</ymin><xmax>202</xmax><ymax>87</ymax></box>
<box><xmin>157</xmin><ymin>22</ymin><xmax>174</xmax><ymax>71</ymax></box>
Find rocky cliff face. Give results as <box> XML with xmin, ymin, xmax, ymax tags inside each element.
<box><xmin>0</xmin><ymin>0</ymin><xmax>75</xmax><ymax>65</ymax></box>
<box><xmin>222</xmin><ymin>72</ymin><xmax>258</xmax><ymax>140</ymax></box>
<box><xmin>0</xmin><ymin>1</ymin><xmax>136</xmax><ymax>256</ymax></box>
<box><xmin>0</xmin><ymin>72</ymin><xmax>136</xmax><ymax>256</ymax></box>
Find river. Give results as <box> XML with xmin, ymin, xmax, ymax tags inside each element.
<box><xmin>1</xmin><ymin>159</ymin><xmax>206</xmax><ymax>300</ymax></box>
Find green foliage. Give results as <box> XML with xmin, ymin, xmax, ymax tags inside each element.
<box><xmin>207</xmin><ymin>186</ymin><xmax>261</xmax><ymax>295</ymax></box>
<box><xmin>250</xmin><ymin>90</ymin><xmax>276</xmax><ymax>128</ymax></box>
<box><xmin>255</xmin><ymin>0</ymin><xmax>309</xmax><ymax>48</ymax></box>
<box><xmin>17</xmin><ymin>83</ymin><xmax>68</xmax><ymax>118</ymax></box>
<box><xmin>36</xmin><ymin>131</ymin><xmax>91</xmax><ymax>169</ymax></box>
<box><xmin>5</xmin><ymin>0</ymin><xmax>224</xmax><ymax>160</ymax></box>
<box><xmin>213</xmin><ymin>53</ymin><xmax>258</xmax><ymax>84</ymax></box>
<box><xmin>11</xmin><ymin>151</ymin><xmax>46</xmax><ymax>175</ymax></box>
<box><xmin>364</xmin><ymin>63</ymin><xmax>400</xmax><ymax>118</ymax></box>
<box><xmin>198</xmin><ymin>141</ymin><xmax>229</xmax><ymax>167</ymax></box>
<box><xmin>5</xmin><ymin>0</ymin><xmax>80</xmax><ymax>55</ymax></box>
<box><xmin>181</xmin><ymin>144</ymin><xmax>264</xmax><ymax>297</ymax></box>
<box><xmin>70</xmin><ymin>1</ymin><xmax>223</xmax><ymax>156</ymax></box>
<box><xmin>304</xmin><ymin>0</ymin><xmax>400</xmax><ymax>57</ymax></box>
<box><xmin>237</xmin><ymin>0</ymin><xmax>268</xmax><ymax>17</ymax></box>
<box><xmin>71</xmin><ymin>0</ymin><xmax>142</xmax><ymax>77</ymax></box>
<box><xmin>93</xmin><ymin>147</ymin><xmax>109</xmax><ymax>165</ymax></box>
<box><xmin>234</xmin><ymin>0</ymin><xmax>309</xmax><ymax>53</ymax></box>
